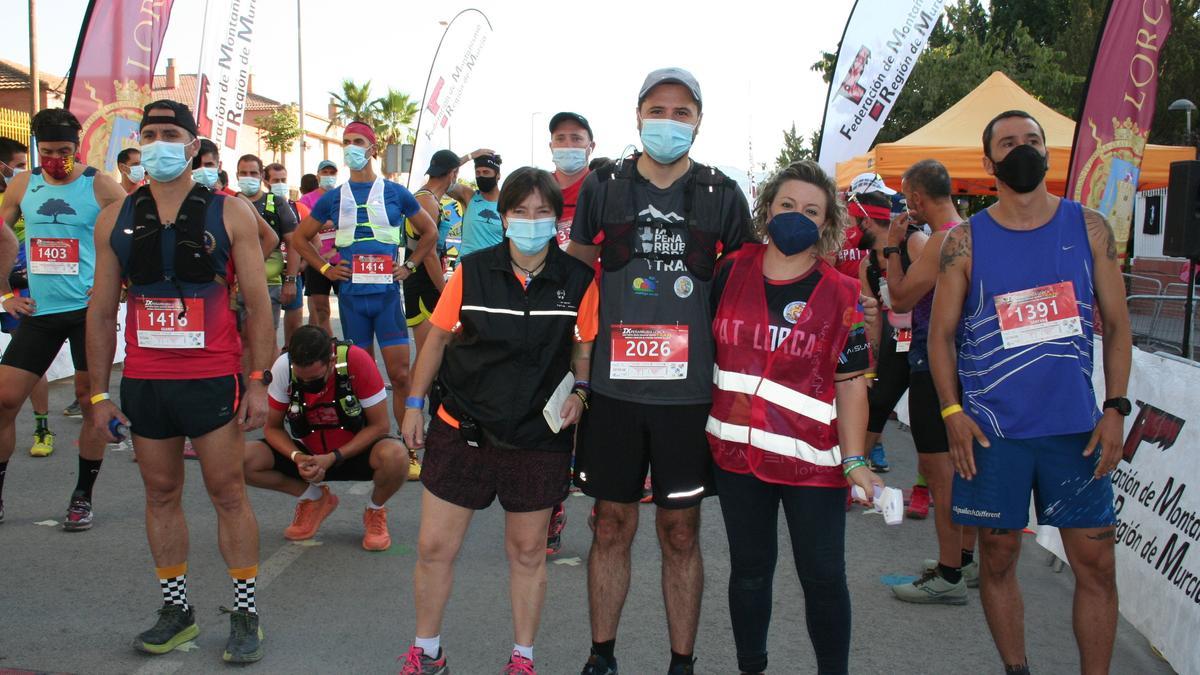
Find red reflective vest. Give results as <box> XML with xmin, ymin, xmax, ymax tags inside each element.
<box><xmin>707</xmin><ymin>244</ymin><xmax>861</xmax><ymax>487</ymax></box>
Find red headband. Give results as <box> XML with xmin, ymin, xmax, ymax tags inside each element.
<box><xmin>848</xmin><ymin>201</ymin><xmax>892</xmax><ymax>222</ymax></box>
<box><xmin>344</xmin><ymin>121</ymin><xmax>376</xmax><ymax>145</ymax></box>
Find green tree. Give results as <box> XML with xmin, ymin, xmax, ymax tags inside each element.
<box><xmin>257</xmin><ymin>104</ymin><xmax>303</xmax><ymax>161</ymax></box>
<box><xmin>775</xmin><ymin>124</ymin><xmax>821</xmax><ymax>170</ymax></box>
<box><xmin>374</xmin><ymin>89</ymin><xmax>419</xmax><ymax>147</ymax></box>
<box><xmin>328</xmin><ymin>79</ymin><xmax>379</xmax><ymax>129</ymax></box>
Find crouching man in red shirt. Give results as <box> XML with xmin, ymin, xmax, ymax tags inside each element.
<box><xmin>244</xmin><ymin>325</ymin><xmax>410</xmax><ymax>551</ymax></box>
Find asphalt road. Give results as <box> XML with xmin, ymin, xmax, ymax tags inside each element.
<box><xmin>0</xmin><ymin>371</ymin><xmax>1174</xmax><ymax>675</ymax></box>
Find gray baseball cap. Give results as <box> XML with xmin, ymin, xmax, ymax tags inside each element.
<box><xmin>638</xmin><ymin>67</ymin><xmax>702</xmax><ymax>109</ymax></box>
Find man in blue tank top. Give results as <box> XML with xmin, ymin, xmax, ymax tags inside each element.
<box><xmin>0</xmin><ymin>108</ymin><xmax>125</xmax><ymax>530</ymax></box>
<box><xmin>929</xmin><ymin>110</ymin><xmax>1132</xmax><ymax>675</ymax></box>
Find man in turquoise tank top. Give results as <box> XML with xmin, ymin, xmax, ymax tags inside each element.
<box><xmin>929</xmin><ymin>110</ymin><xmax>1133</xmax><ymax>675</ymax></box>
<box><xmin>0</xmin><ymin>108</ymin><xmax>125</xmax><ymax>530</ymax></box>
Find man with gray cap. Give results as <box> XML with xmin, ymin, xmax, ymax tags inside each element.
<box><xmin>567</xmin><ymin>67</ymin><xmax>751</xmax><ymax>675</ymax></box>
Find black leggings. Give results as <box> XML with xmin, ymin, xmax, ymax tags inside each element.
<box><xmin>715</xmin><ymin>468</ymin><xmax>850</xmax><ymax>675</ymax></box>
<box><xmin>867</xmin><ymin>320</ymin><xmax>910</xmax><ymax>434</ymax></box>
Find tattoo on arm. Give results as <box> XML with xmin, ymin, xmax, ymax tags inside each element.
<box><xmin>939</xmin><ymin>222</ymin><xmax>972</xmax><ymax>273</ymax></box>
<box><xmin>1084</xmin><ymin>208</ymin><xmax>1117</xmax><ymax>261</ymax></box>
<box><xmin>1087</xmin><ymin>529</ymin><xmax>1116</xmax><ymax>541</ymax></box>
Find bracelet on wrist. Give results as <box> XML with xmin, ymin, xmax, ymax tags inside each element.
<box><xmin>290</xmin><ymin>450</ymin><xmax>304</xmax><ymax>462</ymax></box>
<box><xmin>940</xmin><ymin>404</ymin><xmax>964</xmax><ymax>420</ymax></box>
<box><xmin>319</xmin><ymin>262</ymin><xmax>332</xmax><ymax>274</ymax></box>
<box><xmin>332</xmin><ymin>449</ymin><xmax>345</xmax><ymax>466</ymax></box>
<box><xmin>404</xmin><ymin>396</ymin><xmax>425</xmax><ymax>410</ymax></box>
<box><xmin>573</xmin><ymin>379</ymin><xmax>590</xmax><ymax>390</ymax></box>
<box><xmin>572</xmin><ymin>389</ymin><xmax>590</xmax><ymax>410</ymax></box>
<box><xmin>89</xmin><ymin>392</ymin><xmax>111</xmax><ymax>405</ymax></box>
<box><xmin>0</xmin><ymin>292</ymin><xmax>13</xmax><ymax>303</ymax></box>
<box><xmin>841</xmin><ymin>455</ymin><xmax>866</xmax><ymax>465</ymax></box>
<box><xmin>843</xmin><ymin>461</ymin><xmax>868</xmax><ymax>476</ymax></box>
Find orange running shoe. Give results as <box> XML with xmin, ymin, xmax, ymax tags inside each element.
<box><xmin>283</xmin><ymin>485</ymin><xmax>339</xmax><ymax>540</ymax></box>
<box><xmin>362</xmin><ymin>506</ymin><xmax>391</xmax><ymax>551</ymax></box>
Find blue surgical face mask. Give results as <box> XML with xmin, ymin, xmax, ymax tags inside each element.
<box><xmin>640</xmin><ymin>118</ymin><xmax>695</xmax><ymax>164</ymax></box>
<box><xmin>140</xmin><ymin>140</ymin><xmax>192</xmax><ymax>182</ymax></box>
<box><xmin>270</xmin><ymin>182</ymin><xmax>289</xmax><ymax>199</ymax></box>
<box><xmin>319</xmin><ymin>174</ymin><xmax>337</xmax><ymax>190</ymax></box>
<box><xmin>505</xmin><ymin>216</ymin><xmax>557</xmax><ymax>256</ymax></box>
<box><xmin>767</xmin><ymin>211</ymin><xmax>822</xmax><ymax>256</ymax></box>
<box><xmin>343</xmin><ymin>145</ymin><xmax>370</xmax><ymax>171</ymax></box>
<box><xmin>238</xmin><ymin>177</ymin><xmax>261</xmax><ymax>196</ymax></box>
<box><xmin>126</xmin><ymin>164</ymin><xmax>146</xmax><ymax>182</ymax></box>
<box><xmin>192</xmin><ymin>167</ymin><xmax>219</xmax><ymax>189</ymax></box>
<box><xmin>552</xmin><ymin>147</ymin><xmax>587</xmax><ymax>174</ymax></box>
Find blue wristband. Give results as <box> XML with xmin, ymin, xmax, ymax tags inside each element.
<box><xmin>404</xmin><ymin>396</ymin><xmax>425</xmax><ymax>410</ymax></box>
<box><xmin>574</xmin><ymin>379</ymin><xmax>590</xmax><ymax>389</ymax></box>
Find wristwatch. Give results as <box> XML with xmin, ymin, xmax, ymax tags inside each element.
<box><xmin>1103</xmin><ymin>397</ymin><xmax>1132</xmax><ymax>416</ymax></box>
<box><xmin>882</xmin><ymin>246</ymin><xmax>901</xmax><ymax>258</ymax></box>
<box><xmin>403</xmin><ymin>260</ymin><xmax>418</xmax><ymax>273</ymax></box>
<box><xmin>248</xmin><ymin>369</ymin><xmax>273</xmax><ymax>386</ymax></box>
<box><xmin>283</xmin><ymin>275</ymin><xmax>298</xmax><ymax>284</ymax></box>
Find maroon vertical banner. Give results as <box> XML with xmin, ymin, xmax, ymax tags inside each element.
<box><xmin>64</xmin><ymin>0</ymin><xmax>175</xmax><ymax>176</ymax></box>
<box><xmin>1066</xmin><ymin>0</ymin><xmax>1172</xmax><ymax>260</ymax></box>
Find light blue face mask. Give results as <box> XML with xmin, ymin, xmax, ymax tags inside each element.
<box><xmin>640</xmin><ymin>118</ymin><xmax>695</xmax><ymax>164</ymax></box>
<box><xmin>319</xmin><ymin>174</ymin><xmax>337</xmax><ymax>190</ymax></box>
<box><xmin>140</xmin><ymin>140</ymin><xmax>192</xmax><ymax>182</ymax></box>
<box><xmin>505</xmin><ymin>217</ymin><xmax>557</xmax><ymax>256</ymax></box>
<box><xmin>343</xmin><ymin>145</ymin><xmax>370</xmax><ymax>171</ymax></box>
<box><xmin>552</xmin><ymin>147</ymin><xmax>588</xmax><ymax>174</ymax></box>
<box><xmin>270</xmin><ymin>182</ymin><xmax>289</xmax><ymax>199</ymax></box>
<box><xmin>126</xmin><ymin>164</ymin><xmax>146</xmax><ymax>182</ymax></box>
<box><xmin>238</xmin><ymin>177</ymin><xmax>261</xmax><ymax>196</ymax></box>
<box><xmin>192</xmin><ymin>167</ymin><xmax>219</xmax><ymax>189</ymax></box>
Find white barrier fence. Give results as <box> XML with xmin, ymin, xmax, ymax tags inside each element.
<box><xmin>0</xmin><ymin>304</ymin><xmax>127</xmax><ymax>382</ymax></box>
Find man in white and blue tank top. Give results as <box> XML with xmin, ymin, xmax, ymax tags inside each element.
<box><xmin>0</xmin><ymin>109</ymin><xmax>126</xmax><ymax>531</ymax></box>
<box><xmin>929</xmin><ymin>111</ymin><xmax>1133</xmax><ymax>675</ymax></box>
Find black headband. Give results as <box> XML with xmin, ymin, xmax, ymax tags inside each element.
<box><xmin>37</xmin><ymin>126</ymin><xmax>80</xmax><ymax>144</ymax></box>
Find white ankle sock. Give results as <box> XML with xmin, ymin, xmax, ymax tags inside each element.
<box><xmin>513</xmin><ymin>643</ymin><xmax>533</xmax><ymax>660</ymax></box>
<box><xmin>300</xmin><ymin>484</ymin><xmax>323</xmax><ymax>501</ymax></box>
<box><xmin>368</xmin><ymin>500</ymin><xmax>385</xmax><ymax>510</ymax></box>
<box><xmin>415</xmin><ymin>635</ymin><xmax>440</xmax><ymax>656</ymax></box>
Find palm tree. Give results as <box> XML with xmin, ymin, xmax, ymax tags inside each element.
<box><xmin>328</xmin><ymin>79</ymin><xmax>379</xmax><ymax>130</ymax></box>
<box><xmin>374</xmin><ymin>89</ymin><xmax>419</xmax><ymax>147</ymax></box>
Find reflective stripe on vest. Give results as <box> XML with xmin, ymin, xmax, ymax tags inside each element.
<box><xmin>335</xmin><ymin>178</ymin><xmax>398</xmax><ymax>248</ymax></box>
<box><xmin>712</xmin><ymin>365</ymin><xmax>835</xmax><ymax>426</ymax></box>
<box><xmin>705</xmin><ymin>415</ymin><xmax>840</xmax><ymax>467</ymax></box>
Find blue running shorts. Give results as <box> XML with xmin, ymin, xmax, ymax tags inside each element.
<box><xmin>337</xmin><ymin>291</ymin><xmax>409</xmax><ymax>349</ymax></box>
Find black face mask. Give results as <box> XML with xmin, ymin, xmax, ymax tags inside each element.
<box><xmin>476</xmin><ymin>176</ymin><xmax>498</xmax><ymax>193</ymax></box>
<box><xmin>992</xmin><ymin>144</ymin><xmax>1048</xmax><ymax>194</ymax></box>
<box><xmin>295</xmin><ymin>365</ymin><xmax>330</xmax><ymax>394</ymax></box>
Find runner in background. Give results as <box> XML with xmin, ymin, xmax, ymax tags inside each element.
<box><xmin>547</xmin><ymin>112</ymin><xmax>595</xmax><ymax>250</ymax></box>
<box><xmin>299</xmin><ymin>160</ymin><xmax>339</xmax><ymax>335</ymax></box>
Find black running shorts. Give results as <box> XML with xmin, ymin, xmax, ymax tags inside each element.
<box><xmin>0</xmin><ymin>307</ymin><xmax>87</xmax><ymax>375</ymax></box>
<box><xmin>908</xmin><ymin>370</ymin><xmax>949</xmax><ymax>453</ymax></box>
<box><xmin>574</xmin><ymin>392</ymin><xmax>714</xmax><ymax>509</ymax></box>
<box><xmin>303</xmin><ymin>265</ymin><xmax>334</xmax><ymax>297</ymax></box>
<box><xmin>267</xmin><ymin>436</ymin><xmax>398</xmax><ymax>482</ymax></box>
<box><xmin>120</xmin><ymin>374</ymin><xmax>244</xmax><ymax>440</ymax></box>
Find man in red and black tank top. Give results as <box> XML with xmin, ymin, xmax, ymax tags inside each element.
<box><xmin>86</xmin><ymin>100</ymin><xmax>276</xmax><ymax>663</ymax></box>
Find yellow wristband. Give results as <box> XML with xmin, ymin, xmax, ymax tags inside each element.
<box><xmin>90</xmin><ymin>393</ymin><xmax>110</xmax><ymax>405</ymax></box>
<box><xmin>0</xmin><ymin>292</ymin><xmax>13</xmax><ymax>302</ymax></box>
<box><xmin>319</xmin><ymin>262</ymin><xmax>332</xmax><ymax>274</ymax></box>
<box><xmin>865</xmin><ymin>372</ymin><xmax>877</xmax><ymax>379</ymax></box>
<box><xmin>940</xmin><ymin>404</ymin><xmax>963</xmax><ymax>419</ymax></box>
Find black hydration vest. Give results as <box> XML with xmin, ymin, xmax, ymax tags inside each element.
<box><xmin>127</xmin><ymin>183</ymin><xmax>218</xmax><ymax>286</ymax></box>
<box><xmin>595</xmin><ymin>153</ymin><xmax>737</xmax><ymax>282</ymax></box>
<box><xmin>285</xmin><ymin>342</ymin><xmax>365</xmax><ymax>438</ymax></box>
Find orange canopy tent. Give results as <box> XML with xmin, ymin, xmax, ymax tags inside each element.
<box><xmin>835</xmin><ymin>71</ymin><xmax>1196</xmax><ymax>195</ymax></box>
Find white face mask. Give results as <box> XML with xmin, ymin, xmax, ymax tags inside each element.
<box><xmin>319</xmin><ymin>175</ymin><xmax>337</xmax><ymax>190</ymax></box>
<box><xmin>270</xmin><ymin>182</ymin><xmax>289</xmax><ymax>199</ymax></box>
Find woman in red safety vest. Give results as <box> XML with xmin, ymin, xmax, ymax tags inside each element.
<box><xmin>708</xmin><ymin>160</ymin><xmax>884</xmax><ymax>675</ymax></box>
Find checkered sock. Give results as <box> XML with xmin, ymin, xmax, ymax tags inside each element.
<box><xmin>230</xmin><ymin>566</ymin><xmax>258</xmax><ymax>614</ymax></box>
<box><xmin>156</xmin><ymin>563</ymin><xmax>188</xmax><ymax>607</ymax></box>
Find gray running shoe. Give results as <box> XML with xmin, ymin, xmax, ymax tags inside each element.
<box><xmin>63</xmin><ymin>400</ymin><xmax>82</xmax><ymax>417</ymax></box>
<box><xmin>892</xmin><ymin>570</ymin><xmax>968</xmax><ymax>605</ymax></box>
<box><xmin>923</xmin><ymin>558</ymin><xmax>980</xmax><ymax>588</ymax></box>
<box><xmin>221</xmin><ymin>608</ymin><xmax>264</xmax><ymax>663</ymax></box>
<box><xmin>134</xmin><ymin>604</ymin><xmax>199</xmax><ymax>654</ymax></box>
